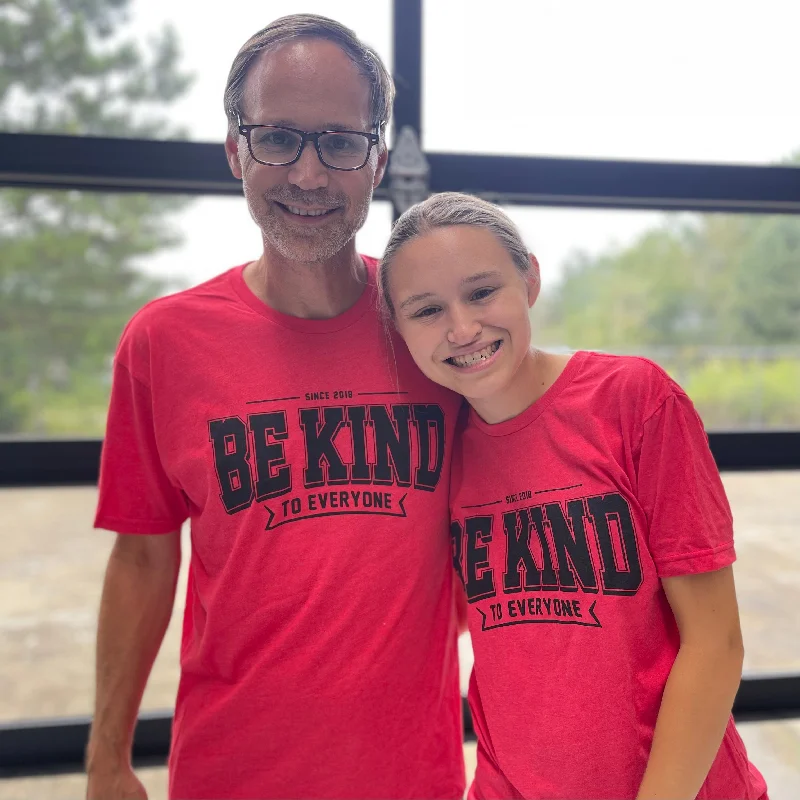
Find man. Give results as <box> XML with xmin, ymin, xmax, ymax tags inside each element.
<box><xmin>85</xmin><ymin>14</ymin><xmax>466</xmax><ymax>800</ymax></box>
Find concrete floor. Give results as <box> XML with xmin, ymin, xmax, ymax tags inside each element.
<box><xmin>0</xmin><ymin>472</ymin><xmax>798</xmax><ymax>799</ymax></box>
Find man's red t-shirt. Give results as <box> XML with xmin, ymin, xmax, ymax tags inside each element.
<box><xmin>95</xmin><ymin>259</ymin><xmax>466</xmax><ymax>799</ymax></box>
<box><xmin>450</xmin><ymin>351</ymin><xmax>767</xmax><ymax>800</ymax></box>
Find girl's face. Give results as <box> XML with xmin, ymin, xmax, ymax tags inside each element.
<box><xmin>388</xmin><ymin>225</ymin><xmax>538</xmax><ymax>402</ymax></box>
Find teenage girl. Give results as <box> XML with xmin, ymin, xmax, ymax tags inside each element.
<box><xmin>378</xmin><ymin>192</ymin><xmax>768</xmax><ymax>800</ymax></box>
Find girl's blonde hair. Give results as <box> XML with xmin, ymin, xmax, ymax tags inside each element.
<box><xmin>378</xmin><ymin>192</ymin><xmax>537</xmax><ymax>322</ymax></box>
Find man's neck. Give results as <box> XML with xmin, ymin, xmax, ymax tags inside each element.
<box><xmin>242</xmin><ymin>244</ymin><xmax>367</xmax><ymax>320</ymax></box>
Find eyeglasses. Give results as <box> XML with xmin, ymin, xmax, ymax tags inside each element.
<box><xmin>237</xmin><ymin>114</ymin><xmax>380</xmax><ymax>171</ymax></box>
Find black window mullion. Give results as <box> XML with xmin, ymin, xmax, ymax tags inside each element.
<box><xmin>391</xmin><ymin>0</ymin><xmax>423</xmax><ymax>140</ymax></box>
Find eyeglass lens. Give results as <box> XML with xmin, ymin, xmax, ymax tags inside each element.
<box><xmin>250</xmin><ymin>127</ymin><xmax>370</xmax><ymax>168</ymax></box>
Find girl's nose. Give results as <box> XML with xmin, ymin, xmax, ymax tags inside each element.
<box><xmin>447</xmin><ymin>307</ymin><xmax>482</xmax><ymax>345</ymax></box>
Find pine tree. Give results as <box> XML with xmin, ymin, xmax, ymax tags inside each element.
<box><xmin>0</xmin><ymin>0</ymin><xmax>194</xmax><ymax>433</ymax></box>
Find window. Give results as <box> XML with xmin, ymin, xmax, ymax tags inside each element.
<box><xmin>504</xmin><ymin>206</ymin><xmax>800</xmax><ymax>430</ymax></box>
<box><xmin>0</xmin><ymin>768</ymin><xmax>169</xmax><ymax>800</ymax></box>
<box><xmin>0</xmin><ymin>486</ymin><xmax>189</xmax><ymax>723</ymax></box>
<box><xmin>1</xmin><ymin>0</ymin><xmax>392</xmax><ymax>143</ymax></box>
<box><xmin>424</xmin><ymin>0</ymin><xmax>800</xmax><ymax>167</ymax></box>
<box><xmin>0</xmin><ymin>187</ymin><xmax>392</xmax><ymax>439</ymax></box>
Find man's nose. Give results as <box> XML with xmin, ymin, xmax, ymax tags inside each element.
<box><xmin>447</xmin><ymin>306</ymin><xmax>482</xmax><ymax>345</ymax></box>
<box><xmin>287</xmin><ymin>141</ymin><xmax>329</xmax><ymax>191</ymax></box>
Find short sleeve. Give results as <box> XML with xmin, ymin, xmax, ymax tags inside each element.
<box><xmin>94</xmin><ymin>360</ymin><xmax>189</xmax><ymax>534</ymax></box>
<box><xmin>636</xmin><ymin>388</ymin><xmax>735</xmax><ymax>577</ymax></box>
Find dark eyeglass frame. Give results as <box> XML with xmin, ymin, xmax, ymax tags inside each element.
<box><xmin>236</xmin><ymin>113</ymin><xmax>380</xmax><ymax>171</ymax></box>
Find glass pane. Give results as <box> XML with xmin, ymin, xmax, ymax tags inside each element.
<box><xmin>2</xmin><ymin>477</ymin><xmax>796</xmax><ymax>786</ymax></box>
<box><xmin>1</xmin><ymin>0</ymin><xmax>391</xmax><ymax>142</ymax></box>
<box><xmin>0</xmin><ymin>744</ymin><xmax>480</xmax><ymax>800</ymax></box>
<box><xmin>737</xmin><ymin>721</ymin><xmax>800</xmax><ymax>800</ymax></box>
<box><xmin>0</xmin><ymin>486</ymin><xmax>188</xmax><ymax>722</ymax></box>
<box><xmin>424</xmin><ymin>0</ymin><xmax>800</xmax><ymax>166</ymax></box>
<box><xmin>0</xmin><ymin>735</ymin><xmax>796</xmax><ymax>800</ymax></box>
<box><xmin>727</xmin><ymin>472</ymin><xmax>800</xmax><ymax>674</ymax></box>
<box><xmin>0</xmin><ymin>187</ymin><xmax>391</xmax><ymax>438</ymax></box>
<box><xmin>0</xmin><ymin>767</ymin><xmax>168</xmax><ymax>800</ymax></box>
<box><xmin>505</xmin><ymin>206</ymin><xmax>800</xmax><ymax>431</ymax></box>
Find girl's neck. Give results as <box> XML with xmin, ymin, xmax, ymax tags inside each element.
<box><xmin>468</xmin><ymin>349</ymin><xmax>572</xmax><ymax>425</ymax></box>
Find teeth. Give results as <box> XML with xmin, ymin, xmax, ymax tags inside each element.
<box><xmin>451</xmin><ymin>341</ymin><xmax>500</xmax><ymax>368</ymax></box>
<box><xmin>286</xmin><ymin>205</ymin><xmax>330</xmax><ymax>217</ymax></box>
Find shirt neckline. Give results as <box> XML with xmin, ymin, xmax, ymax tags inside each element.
<box><xmin>228</xmin><ymin>257</ymin><xmax>377</xmax><ymax>334</ymax></box>
<box><xmin>468</xmin><ymin>350</ymin><xmax>589</xmax><ymax>437</ymax></box>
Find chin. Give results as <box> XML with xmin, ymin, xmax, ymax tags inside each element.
<box><xmin>267</xmin><ymin>226</ymin><xmax>354</xmax><ymax>263</ymax></box>
<box><xmin>449</xmin><ymin>371</ymin><xmax>505</xmax><ymax>401</ymax></box>
<box><xmin>430</xmin><ymin>370</ymin><xmax>475</xmax><ymax>397</ymax></box>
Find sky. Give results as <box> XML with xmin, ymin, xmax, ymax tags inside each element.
<box><xmin>128</xmin><ymin>0</ymin><xmax>800</xmax><ymax>291</ymax></box>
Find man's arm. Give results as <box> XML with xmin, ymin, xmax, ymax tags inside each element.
<box><xmin>635</xmin><ymin>566</ymin><xmax>744</xmax><ymax>800</ymax></box>
<box><xmin>86</xmin><ymin>531</ymin><xmax>181</xmax><ymax>799</ymax></box>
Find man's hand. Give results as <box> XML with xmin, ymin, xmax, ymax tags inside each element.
<box><xmin>86</xmin><ymin>763</ymin><xmax>148</xmax><ymax>799</ymax></box>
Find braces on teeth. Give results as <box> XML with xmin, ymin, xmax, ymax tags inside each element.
<box><xmin>451</xmin><ymin>342</ymin><xmax>500</xmax><ymax>367</ymax></box>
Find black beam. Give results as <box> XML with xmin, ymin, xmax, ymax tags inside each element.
<box><xmin>0</xmin><ymin>133</ymin><xmax>241</xmax><ymax>195</ymax></box>
<box><xmin>2</xmin><ymin>431</ymin><xmax>798</xmax><ymax>488</ymax></box>
<box><xmin>708</xmin><ymin>431</ymin><xmax>800</xmax><ymax>471</ymax></box>
<box><xmin>0</xmin><ymin>711</ymin><xmax>171</xmax><ymax>779</ymax></box>
<box><xmin>2</xmin><ymin>133</ymin><xmax>799</xmax><ymax>214</ymax></box>
<box><xmin>0</xmin><ymin>133</ymin><xmax>391</xmax><ymax>200</ymax></box>
<box><xmin>392</xmin><ymin>0</ymin><xmax>423</xmax><ymax>137</ymax></box>
<box><xmin>0</xmin><ymin>439</ymin><xmax>102</xmax><ymax>487</ymax></box>
<box><xmin>2</xmin><ymin>673</ymin><xmax>798</xmax><ymax>778</ymax></box>
<box><xmin>427</xmin><ymin>152</ymin><xmax>800</xmax><ymax>214</ymax></box>
<box><xmin>733</xmin><ymin>673</ymin><xmax>800</xmax><ymax>723</ymax></box>
<box><xmin>471</xmin><ymin>673</ymin><xmax>800</xmax><ymax>739</ymax></box>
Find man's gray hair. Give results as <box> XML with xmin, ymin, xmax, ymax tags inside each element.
<box><xmin>223</xmin><ymin>14</ymin><xmax>394</xmax><ymax>145</ymax></box>
<box><xmin>378</xmin><ymin>192</ymin><xmax>538</xmax><ymax>320</ymax></box>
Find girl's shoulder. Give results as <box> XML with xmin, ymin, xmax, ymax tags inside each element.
<box><xmin>573</xmin><ymin>350</ymin><xmax>684</xmax><ymax>422</ymax></box>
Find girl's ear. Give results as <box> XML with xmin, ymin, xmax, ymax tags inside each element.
<box><xmin>527</xmin><ymin>254</ymin><xmax>541</xmax><ymax>308</ymax></box>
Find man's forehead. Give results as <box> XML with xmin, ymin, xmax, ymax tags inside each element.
<box><xmin>258</xmin><ymin>38</ymin><xmax>352</xmax><ymax>74</ymax></box>
<box><xmin>241</xmin><ymin>38</ymin><xmax>372</xmax><ymax>126</ymax></box>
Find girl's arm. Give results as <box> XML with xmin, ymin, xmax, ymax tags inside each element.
<box><xmin>636</xmin><ymin>565</ymin><xmax>745</xmax><ymax>800</ymax></box>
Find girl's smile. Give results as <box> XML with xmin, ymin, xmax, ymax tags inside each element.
<box><xmin>388</xmin><ymin>224</ymin><xmax>542</xmax><ymax>423</ymax></box>
<box><xmin>443</xmin><ymin>339</ymin><xmax>503</xmax><ymax>371</ymax></box>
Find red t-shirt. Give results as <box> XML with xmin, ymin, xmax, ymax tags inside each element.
<box><xmin>95</xmin><ymin>259</ymin><xmax>466</xmax><ymax>800</ymax></box>
<box><xmin>450</xmin><ymin>351</ymin><xmax>767</xmax><ymax>800</ymax></box>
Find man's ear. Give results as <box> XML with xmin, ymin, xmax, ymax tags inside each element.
<box><xmin>373</xmin><ymin>141</ymin><xmax>389</xmax><ymax>189</ymax></box>
<box><xmin>225</xmin><ymin>131</ymin><xmax>244</xmax><ymax>180</ymax></box>
<box><xmin>527</xmin><ymin>254</ymin><xmax>541</xmax><ymax>307</ymax></box>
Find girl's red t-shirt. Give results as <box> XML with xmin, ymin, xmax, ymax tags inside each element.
<box><xmin>450</xmin><ymin>350</ymin><xmax>767</xmax><ymax>800</ymax></box>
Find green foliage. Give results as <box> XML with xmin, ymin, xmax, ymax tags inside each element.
<box><xmin>540</xmin><ymin>213</ymin><xmax>800</xmax><ymax>350</ymax></box>
<box><xmin>0</xmin><ymin>0</ymin><xmax>194</xmax><ymax>434</ymax></box>
<box><xmin>538</xmin><ymin>195</ymin><xmax>800</xmax><ymax>429</ymax></box>
<box><xmin>680</xmin><ymin>358</ymin><xmax>800</xmax><ymax>430</ymax></box>
<box><xmin>0</xmin><ymin>0</ymin><xmax>192</xmax><ymax>137</ymax></box>
<box><xmin>734</xmin><ymin>217</ymin><xmax>800</xmax><ymax>344</ymax></box>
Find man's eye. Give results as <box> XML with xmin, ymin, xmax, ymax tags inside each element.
<box><xmin>259</xmin><ymin>130</ymin><xmax>294</xmax><ymax>148</ymax></box>
<box><xmin>471</xmin><ymin>287</ymin><xmax>496</xmax><ymax>301</ymax></box>
<box><xmin>327</xmin><ymin>135</ymin><xmax>355</xmax><ymax>151</ymax></box>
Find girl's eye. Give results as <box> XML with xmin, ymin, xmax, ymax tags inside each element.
<box><xmin>471</xmin><ymin>287</ymin><xmax>496</xmax><ymax>301</ymax></box>
<box><xmin>411</xmin><ymin>306</ymin><xmax>441</xmax><ymax>319</ymax></box>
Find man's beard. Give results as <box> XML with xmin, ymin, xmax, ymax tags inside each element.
<box><xmin>245</xmin><ymin>185</ymin><xmax>372</xmax><ymax>263</ymax></box>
